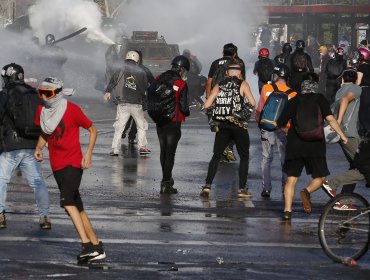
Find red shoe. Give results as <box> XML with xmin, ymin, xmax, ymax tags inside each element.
<box><xmin>139</xmin><ymin>147</ymin><xmax>151</xmax><ymax>155</ymax></box>
<box><xmin>321</xmin><ymin>180</ymin><xmax>336</xmax><ymax>198</ymax></box>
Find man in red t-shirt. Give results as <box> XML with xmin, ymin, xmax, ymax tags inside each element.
<box><xmin>34</xmin><ymin>77</ymin><xmax>105</xmax><ymax>264</ymax></box>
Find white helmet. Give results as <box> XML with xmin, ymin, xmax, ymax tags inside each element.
<box><xmin>125</xmin><ymin>51</ymin><xmax>140</xmax><ymax>63</ymax></box>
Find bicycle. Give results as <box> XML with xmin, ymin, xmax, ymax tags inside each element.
<box><xmin>318</xmin><ymin>193</ymin><xmax>370</xmax><ymax>263</ymax></box>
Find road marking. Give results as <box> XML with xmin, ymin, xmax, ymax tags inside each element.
<box><xmin>0</xmin><ymin>236</ymin><xmax>321</xmax><ymax>249</ymax></box>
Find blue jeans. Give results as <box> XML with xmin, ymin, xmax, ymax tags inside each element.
<box><xmin>0</xmin><ymin>149</ymin><xmax>49</xmax><ymax>216</ymax></box>
<box><xmin>260</xmin><ymin>129</ymin><xmax>287</xmax><ymax>192</ymax></box>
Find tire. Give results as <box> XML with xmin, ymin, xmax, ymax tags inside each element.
<box><xmin>318</xmin><ymin>193</ymin><xmax>370</xmax><ymax>263</ymax></box>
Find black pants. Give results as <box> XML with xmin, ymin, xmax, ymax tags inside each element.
<box><xmin>156</xmin><ymin>122</ymin><xmax>182</xmax><ymax>182</ymax></box>
<box><xmin>290</xmin><ymin>72</ymin><xmax>305</xmax><ymax>94</ymax></box>
<box><xmin>205</xmin><ymin>123</ymin><xmax>250</xmax><ymax>188</ymax></box>
<box><xmin>325</xmin><ymin>78</ymin><xmax>340</xmax><ymax>106</ymax></box>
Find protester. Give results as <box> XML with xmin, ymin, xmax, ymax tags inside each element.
<box><xmin>289</xmin><ymin>40</ymin><xmax>314</xmax><ymax>93</ymax></box>
<box><xmin>256</xmin><ymin>64</ymin><xmax>297</xmax><ymax>198</ymax></box>
<box><xmin>253</xmin><ymin>48</ymin><xmax>274</xmax><ymax>94</ymax></box>
<box><xmin>325</xmin><ymin>47</ymin><xmax>347</xmax><ymax>105</ymax></box>
<box><xmin>356</xmin><ymin>48</ymin><xmax>370</xmax><ymax>86</ymax></box>
<box><xmin>318</xmin><ymin>45</ymin><xmax>331</xmax><ymax>95</ymax></box>
<box><xmin>0</xmin><ymin>63</ymin><xmax>50</xmax><ymax>230</ymax></box>
<box><xmin>147</xmin><ymin>55</ymin><xmax>190</xmax><ymax>194</ymax></box>
<box><xmin>273</xmin><ymin>43</ymin><xmax>292</xmax><ymax>67</ymax></box>
<box><xmin>104</xmin><ymin>50</ymin><xmax>151</xmax><ymax>156</ymax></box>
<box><xmin>277</xmin><ymin>73</ymin><xmax>347</xmax><ymax>220</ymax></box>
<box><xmin>206</xmin><ymin>43</ymin><xmax>245</xmax><ymax>163</ymax></box>
<box><xmin>34</xmin><ymin>77</ymin><xmax>105</xmax><ymax>263</ymax></box>
<box><xmin>200</xmin><ymin>60</ymin><xmax>256</xmax><ymax>198</ymax></box>
<box><xmin>121</xmin><ymin>50</ymin><xmax>155</xmax><ymax>145</ymax></box>
<box><xmin>321</xmin><ymin>69</ymin><xmax>362</xmax><ymax>201</ymax></box>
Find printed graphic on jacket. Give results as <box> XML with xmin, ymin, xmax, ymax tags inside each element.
<box><xmin>125</xmin><ymin>75</ymin><xmax>137</xmax><ymax>90</ymax></box>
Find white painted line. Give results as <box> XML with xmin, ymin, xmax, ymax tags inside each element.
<box><xmin>0</xmin><ymin>236</ymin><xmax>321</xmax><ymax>249</ymax></box>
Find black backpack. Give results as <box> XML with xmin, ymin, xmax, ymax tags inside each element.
<box><xmin>257</xmin><ymin>58</ymin><xmax>274</xmax><ymax>83</ymax></box>
<box><xmin>326</xmin><ymin>59</ymin><xmax>345</xmax><ymax>79</ymax></box>
<box><xmin>292</xmin><ymin>52</ymin><xmax>308</xmax><ymax>72</ymax></box>
<box><xmin>6</xmin><ymin>84</ymin><xmax>42</xmax><ymax>139</ymax></box>
<box><xmin>147</xmin><ymin>76</ymin><xmax>176</xmax><ymax>125</ymax></box>
<box><xmin>295</xmin><ymin>94</ymin><xmax>324</xmax><ymax>141</ymax></box>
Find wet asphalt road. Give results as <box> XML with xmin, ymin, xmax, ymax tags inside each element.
<box><xmin>1</xmin><ymin>96</ymin><xmax>370</xmax><ymax>280</ymax></box>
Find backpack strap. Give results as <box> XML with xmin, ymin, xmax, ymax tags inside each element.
<box><xmin>284</xmin><ymin>88</ymin><xmax>294</xmax><ymax>95</ymax></box>
<box><xmin>271</xmin><ymin>83</ymin><xmax>280</xmax><ymax>93</ymax></box>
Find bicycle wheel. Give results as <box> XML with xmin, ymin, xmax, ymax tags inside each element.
<box><xmin>318</xmin><ymin>193</ymin><xmax>370</xmax><ymax>263</ymax></box>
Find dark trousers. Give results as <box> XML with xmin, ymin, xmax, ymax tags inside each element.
<box><xmin>325</xmin><ymin>79</ymin><xmax>340</xmax><ymax>106</ymax></box>
<box><xmin>156</xmin><ymin>122</ymin><xmax>182</xmax><ymax>182</ymax></box>
<box><xmin>205</xmin><ymin>123</ymin><xmax>250</xmax><ymax>188</ymax></box>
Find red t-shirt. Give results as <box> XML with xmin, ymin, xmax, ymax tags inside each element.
<box><xmin>35</xmin><ymin>101</ymin><xmax>92</xmax><ymax>171</ymax></box>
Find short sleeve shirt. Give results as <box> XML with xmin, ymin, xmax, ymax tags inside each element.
<box><xmin>334</xmin><ymin>83</ymin><xmax>362</xmax><ymax>137</ymax></box>
<box><xmin>35</xmin><ymin>101</ymin><xmax>92</xmax><ymax>171</ymax></box>
<box><xmin>208</xmin><ymin>56</ymin><xmax>246</xmax><ymax>80</ymax></box>
<box><xmin>357</xmin><ymin>63</ymin><xmax>370</xmax><ymax>87</ymax></box>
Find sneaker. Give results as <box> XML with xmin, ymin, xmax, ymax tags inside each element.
<box><xmin>223</xmin><ymin>148</ymin><xmax>236</xmax><ymax>161</ymax></box>
<box><xmin>238</xmin><ymin>188</ymin><xmax>252</xmax><ymax>198</ymax></box>
<box><xmin>139</xmin><ymin>147</ymin><xmax>151</xmax><ymax>155</ymax></box>
<box><xmin>321</xmin><ymin>180</ymin><xmax>336</xmax><ymax>198</ymax></box>
<box><xmin>129</xmin><ymin>138</ymin><xmax>137</xmax><ymax>145</ymax></box>
<box><xmin>219</xmin><ymin>155</ymin><xmax>229</xmax><ymax>163</ymax></box>
<box><xmin>0</xmin><ymin>211</ymin><xmax>6</xmax><ymax>229</ymax></box>
<box><xmin>282</xmin><ymin>211</ymin><xmax>292</xmax><ymax>221</ymax></box>
<box><xmin>109</xmin><ymin>151</ymin><xmax>119</xmax><ymax>156</ymax></box>
<box><xmin>333</xmin><ymin>202</ymin><xmax>358</xmax><ymax>211</ymax></box>
<box><xmin>261</xmin><ymin>189</ymin><xmax>271</xmax><ymax>198</ymax></box>
<box><xmin>200</xmin><ymin>185</ymin><xmax>211</xmax><ymax>198</ymax></box>
<box><xmin>90</xmin><ymin>241</ymin><xmax>106</xmax><ymax>261</ymax></box>
<box><xmin>77</xmin><ymin>242</ymin><xmax>99</xmax><ymax>263</ymax></box>
<box><xmin>39</xmin><ymin>216</ymin><xmax>51</xmax><ymax>229</ymax></box>
<box><xmin>162</xmin><ymin>186</ymin><xmax>178</xmax><ymax>195</ymax></box>
<box><xmin>300</xmin><ymin>188</ymin><xmax>312</xmax><ymax>213</ymax></box>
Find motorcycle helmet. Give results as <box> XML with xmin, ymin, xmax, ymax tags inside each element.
<box><xmin>272</xmin><ymin>63</ymin><xmax>290</xmax><ymax>79</ymax></box>
<box><xmin>1</xmin><ymin>63</ymin><xmax>24</xmax><ymax>86</ymax></box>
<box><xmin>258</xmin><ymin>48</ymin><xmax>269</xmax><ymax>58</ymax></box>
<box><xmin>125</xmin><ymin>50</ymin><xmax>140</xmax><ymax>63</ymax></box>
<box><xmin>171</xmin><ymin>55</ymin><xmax>190</xmax><ymax>71</ymax></box>
<box><xmin>358</xmin><ymin>48</ymin><xmax>370</xmax><ymax>62</ymax></box>
<box><xmin>45</xmin><ymin>34</ymin><xmax>55</xmax><ymax>45</ymax></box>
<box><xmin>296</xmin><ymin>40</ymin><xmax>305</xmax><ymax>49</ymax></box>
<box><xmin>282</xmin><ymin>43</ymin><xmax>292</xmax><ymax>53</ymax></box>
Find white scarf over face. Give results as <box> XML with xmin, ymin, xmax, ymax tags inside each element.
<box><xmin>40</xmin><ymin>93</ymin><xmax>67</xmax><ymax>134</ymax></box>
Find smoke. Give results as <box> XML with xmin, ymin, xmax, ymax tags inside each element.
<box><xmin>28</xmin><ymin>0</ymin><xmax>113</xmax><ymax>45</ymax></box>
<box><xmin>0</xmin><ymin>0</ymin><xmax>265</xmax><ymax>98</ymax></box>
<box><xmin>117</xmin><ymin>0</ymin><xmax>267</xmax><ymax>75</ymax></box>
